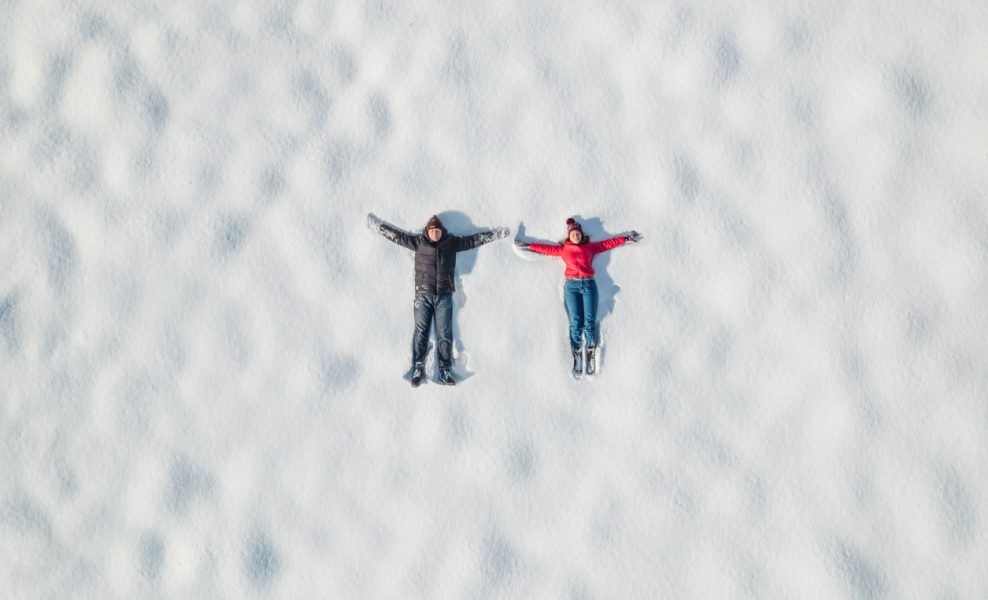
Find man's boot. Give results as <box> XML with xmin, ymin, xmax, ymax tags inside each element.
<box><xmin>438</xmin><ymin>368</ymin><xmax>456</xmax><ymax>386</ymax></box>
<box><xmin>411</xmin><ymin>364</ymin><xmax>426</xmax><ymax>387</ymax></box>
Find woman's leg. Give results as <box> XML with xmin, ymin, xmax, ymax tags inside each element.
<box><xmin>563</xmin><ymin>280</ymin><xmax>584</xmax><ymax>351</ymax></box>
<box><xmin>582</xmin><ymin>279</ymin><xmax>599</xmax><ymax>348</ymax></box>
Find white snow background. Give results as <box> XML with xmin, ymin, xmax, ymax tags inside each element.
<box><xmin>2</xmin><ymin>1</ymin><xmax>987</xmax><ymax>598</ymax></box>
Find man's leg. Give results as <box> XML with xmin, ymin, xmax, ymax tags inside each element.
<box><xmin>434</xmin><ymin>293</ymin><xmax>454</xmax><ymax>371</ymax></box>
<box><xmin>412</xmin><ymin>293</ymin><xmax>435</xmax><ymax>368</ymax></box>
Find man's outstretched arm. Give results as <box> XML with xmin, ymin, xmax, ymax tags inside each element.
<box><xmin>453</xmin><ymin>227</ymin><xmax>510</xmax><ymax>252</ymax></box>
<box><xmin>367</xmin><ymin>213</ymin><xmax>419</xmax><ymax>251</ymax></box>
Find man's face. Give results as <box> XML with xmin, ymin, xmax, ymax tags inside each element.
<box><xmin>428</xmin><ymin>227</ymin><xmax>443</xmax><ymax>242</ymax></box>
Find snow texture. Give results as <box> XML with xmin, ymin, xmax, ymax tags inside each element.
<box><xmin>2</xmin><ymin>1</ymin><xmax>988</xmax><ymax>598</ymax></box>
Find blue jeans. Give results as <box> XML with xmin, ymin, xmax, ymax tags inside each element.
<box><xmin>413</xmin><ymin>293</ymin><xmax>453</xmax><ymax>369</ymax></box>
<box><xmin>563</xmin><ymin>278</ymin><xmax>598</xmax><ymax>352</ymax></box>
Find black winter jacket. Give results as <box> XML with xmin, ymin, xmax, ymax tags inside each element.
<box><xmin>369</xmin><ymin>216</ymin><xmax>507</xmax><ymax>295</ymax></box>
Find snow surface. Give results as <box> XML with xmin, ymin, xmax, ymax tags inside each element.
<box><xmin>3</xmin><ymin>1</ymin><xmax>988</xmax><ymax>598</ymax></box>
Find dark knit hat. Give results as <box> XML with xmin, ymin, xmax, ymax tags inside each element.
<box><xmin>426</xmin><ymin>215</ymin><xmax>444</xmax><ymax>231</ymax></box>
<box><xmin>424</xmin><ymin>215</ymin><xmax>447</xmax><ymax>239</ymax></box>
<box><xmin>566</xmin><ymin>217</ymin><xmax>583</xmax><ymax>235</ymax></box>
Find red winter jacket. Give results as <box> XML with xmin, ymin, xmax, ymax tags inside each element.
<box><xmin>528</xmin><ymin>237</ymin><xmax>627</xmax><ymax>278</ymax></box>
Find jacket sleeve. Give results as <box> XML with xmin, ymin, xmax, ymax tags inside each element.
<box><xmin>527</xmin><ymin>242</ymin><xmax>564</xmax><ymax>256</ymax></box>
<box><xmin>453</xmin><ymin>227</ymin><xmax>510</xmax><ymax>252</ymax></box>
<box><xmin>367</xmin><ymin>214</ymin><xmax>419</xmax><ymax>251</ymax></box>
<box><xmin>589</xmin><ymin>236</ymin><xmax>627</xmax><ymax>254</ymax></box>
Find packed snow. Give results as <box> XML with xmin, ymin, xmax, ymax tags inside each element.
<box><xmin>2</xmin><ymin>1</ymin><xmax>987</xmax><ymax>598</ymax></box>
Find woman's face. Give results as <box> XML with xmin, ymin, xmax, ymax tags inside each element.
<box><xmin>568</xmin><ymin>230</ymin><xmax>583</xmax><ymax>244</ymax></box>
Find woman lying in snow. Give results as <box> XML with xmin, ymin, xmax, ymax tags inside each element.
<box><xmin>368</xmin><ymin>213</ymin><xmax>510</xmax><ymax>387</ymax></box>
<box><xmin>516</xmin><ymin>217</ymin><xmax>640</xmax><ymax>378</ymax></box>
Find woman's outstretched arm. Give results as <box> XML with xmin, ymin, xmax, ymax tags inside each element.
<box><xmin>590</xmin><ymin>231</ymin><xmax>640</xmax><ymax>253</ymax></box>
<box><xmin>525</xmin><ymin>242</ymin><xmax>564</xmax><ymax>256</ymax></box>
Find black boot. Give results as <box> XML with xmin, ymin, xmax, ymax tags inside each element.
<box><xmin>411</xmin><ymin>364</ymin><xmax>426</xmax><ymax>387</ymax></box>
<box><xmin>572</xmin><ymin>348</ymin><xmax>583</xmax><ymax>378</ymax></box>
<box><xmin>438</xmin><ymin>368</ymin><xmax>456</xmax><ymax>386</ymax></box>
<box><xmin>585</xmin><ymin>347</ymin><xmax>597</xmax><ymax>376</ymax></box>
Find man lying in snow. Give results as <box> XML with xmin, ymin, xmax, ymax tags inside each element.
<box><xmin>368</xmin><ymin>213</ymin><xmax>510</xmax><ymax>387</ymax></box>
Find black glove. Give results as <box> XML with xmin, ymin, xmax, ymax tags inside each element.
<box><xmin>514</xmin><ymin>239</ymin><xmax>531</xmax><ymax>250</ymax></box>
<box><xmin>625</xmin><ymin>231</ymin><xmax>641</xmax><ymax>243</ymax></box>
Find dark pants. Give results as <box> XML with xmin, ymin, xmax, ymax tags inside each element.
<box><xmin>413</xmin><ymin>293</ymin><xmax>453</xmax><ymax>369</ymax></box>
<box><xmin>564</xmin><ymin>278</ymin><xmax>598</xmax><ymax>352</ymax></box>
